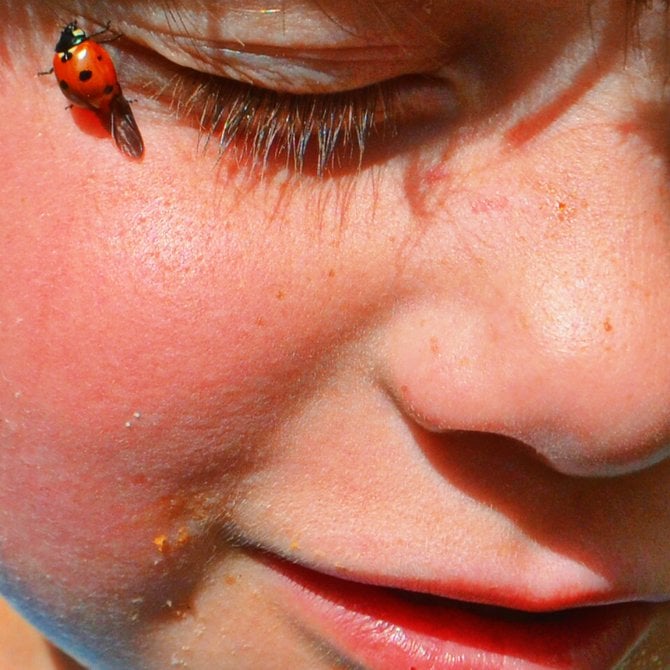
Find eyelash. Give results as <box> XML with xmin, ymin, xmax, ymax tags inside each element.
<box><xmin>158</xmin><ymin>67</ymin><xmax>397</xmax><ymax>177</ymax></box>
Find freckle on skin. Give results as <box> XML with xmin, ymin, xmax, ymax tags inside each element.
<box><xmin>604</xmin><ymin>317</ymin><xmax>613</xmax><ymax>332</ymax></box>
<box><xmin>554</xmin><ymin>200</ymin><xmax>577</xmax><ymax>223</ymax></box>
<box><xmin>429</xmin><ymin>336</ymin><xmax>440</xmax><ymax>355</ymax></box>
<box><xmin>275</xmin><ymin>290</ymin><xmax>285</xmax><ymax>300</ymax></box>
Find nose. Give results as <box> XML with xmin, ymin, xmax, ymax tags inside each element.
<box><xmin>380</xmin><ymin>207</ymin><xmax>670</xmax><ymax>479</ymax></box>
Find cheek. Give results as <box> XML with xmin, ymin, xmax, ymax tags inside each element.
<box><xmin>1</xmin><ymin>69</ymin><xmax>416</xmax><ymax>625</ymax></box>
<box><xmin>0</xmin><ymin>65</ymin><xmax>407</xmax><ymax>626</ymax></box>
<box><xmin>0</xmin><ymin>101</ymin><xmax>353</xmax><ymax>602</ymax></box>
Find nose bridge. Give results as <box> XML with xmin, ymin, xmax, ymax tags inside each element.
<box><xmin>380</xmin><ymin>217</ymin><xmax>670</xmax><ymax>478</ymax></box>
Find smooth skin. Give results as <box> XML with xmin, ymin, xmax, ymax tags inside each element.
<box><xmin>2</xmin><ymin>0</ymin><xmax>670</xmax><ymax>667</ymax></box>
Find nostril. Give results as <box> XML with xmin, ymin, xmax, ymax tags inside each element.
<box><xmin>532</xmin><ymin>432</ymin><xmax>670</xmax><ymax>478</ymax></box>
<box><xmin>382</xmin><ymin>288</ymin><xmax>670</xmax><ymax>480</ymax></box>
<box><xmin>388</xmin><ymin>356</ymin><xmax>670</xmax><ymax>479</ymax></box>
<box><xmin>409</xmin><ymin>410</ymin><xmax>670</xmax><ymax>479</ymax></box>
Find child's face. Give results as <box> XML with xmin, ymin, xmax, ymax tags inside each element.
<box><xmin>2</xmin><ymin>0</ymin><xmax>670</xmax><ymax>667</ymax></box>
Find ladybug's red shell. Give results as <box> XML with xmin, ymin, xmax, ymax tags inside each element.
<box><xmin>53</xmin><ymin>26</ymin><xmax>120</xmax><ymax>113</ymax></box>
<box><xmin>54</xmin><ymin>40</ymin><xmax>121</xmax><ymax>113</ymax></box>
<box><xmin>48</xmin><ymin>21</ymin><xmax>144</xmax><ymax>158</ymax></box>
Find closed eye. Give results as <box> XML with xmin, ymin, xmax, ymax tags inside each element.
<box><xmin>126</xmin><ymin>47</ymin><xmax>459</xmax><ymax>178</ymax></box>
<box><xmin>164</xmin><ymin>67</ymin><xmax>397</xmax><ymax>177</ymax></box>
<box><xmin>99</xmin><ymin>7</ymin><xmax>459</xmax><ymax>178</ymax></box>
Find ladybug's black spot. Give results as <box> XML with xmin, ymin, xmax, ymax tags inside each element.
<box><xmin>59</xmin><ymin>80</ymin><xmax>69</xmax><ymax>91</ymax></box>
<box><xmin>103</xmin><ymin>84</ymin><xmax>114</xmax><ymax>95</ymax></box>
<box><xmin>97</xmin><ymin>55</ymin><xmax>103</xmax><ymax>61</ymax></box>
<box><xmin>78</xmin><ymin>70</ymin><xmax>93</xmax><ymax>82</ymax></box>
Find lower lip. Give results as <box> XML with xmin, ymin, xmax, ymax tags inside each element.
<box><xmin>269</xmin><ymin>558</ymin><xmax>654</xmax><ymax>670</ymax></box>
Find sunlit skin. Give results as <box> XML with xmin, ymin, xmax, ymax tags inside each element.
<box><xmin>2</xmin><ymin>0</ymin><xmax>670</xmax><ymax>668</ymax></box>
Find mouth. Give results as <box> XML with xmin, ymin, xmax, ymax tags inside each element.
<box><xmin>266</xmin><ymin>554</ymin><xmax>656</xmax><ymax>670</ymax></box>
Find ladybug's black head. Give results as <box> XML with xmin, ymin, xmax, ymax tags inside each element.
<box><xmin>55</xmin><ymin>21</ymin><xmax>88</xmax><ymax>54</ymax></box>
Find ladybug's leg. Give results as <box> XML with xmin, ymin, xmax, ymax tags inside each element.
<box><xmin>90</xmin><ymin>21</ymin><xmax>122</xmax><ymax>44</ymax></box>
<box><xmin>90</xmin><ymin>20</ymin><xmax>112</xmax><ymax>37</ymax></box>
<box><xmin>37</xmin><ymin>67</ymin><xmax>54</xmax><ymax>76</ymax></box>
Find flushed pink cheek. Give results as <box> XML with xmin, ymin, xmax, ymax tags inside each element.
<box><xmin>0</xmin><ymin>140</ymin><xmax>332</xmax><ymax>605</ymax></box>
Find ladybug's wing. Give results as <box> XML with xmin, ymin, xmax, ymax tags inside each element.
<box><xmin>109</xmin><ymin>94</ymin><xmax>144</xmax><ymax>159</ymax></box>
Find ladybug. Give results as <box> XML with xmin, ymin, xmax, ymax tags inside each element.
<box><xmin>45</xmin><ymin>21</ymin><xmax>144</xmax><ymax>158</ymax></box>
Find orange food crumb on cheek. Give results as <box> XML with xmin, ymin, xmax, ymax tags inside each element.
<box><xmin>152</xmin><ymin>526</ymin><xmax>192</xmax><ymax>556</ymax></box>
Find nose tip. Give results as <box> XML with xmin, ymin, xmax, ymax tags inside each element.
<box><xmin>382</xmin><ymin>305</ymin><xmax>670</xmax><ymax>478</ymax></box>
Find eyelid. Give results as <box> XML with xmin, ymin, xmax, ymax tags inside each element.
<box><xmin>106</xmin><ymin>0</ymin><xmax>453</xmax><ymax>95</ymax></box>
<box><xmin>128</xmin><ymin>26</ymin><xmax>444</xmax><ymax>94</ymax></box>
<box><xmin>99</xmin><ymin>6</ymin><xmax>461</xmax><ymax>176</ymax></box>
<box><xmin>120</xmin><ymin>34</ymin><xmax>459</xmax><ymax>177</ymax></box>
